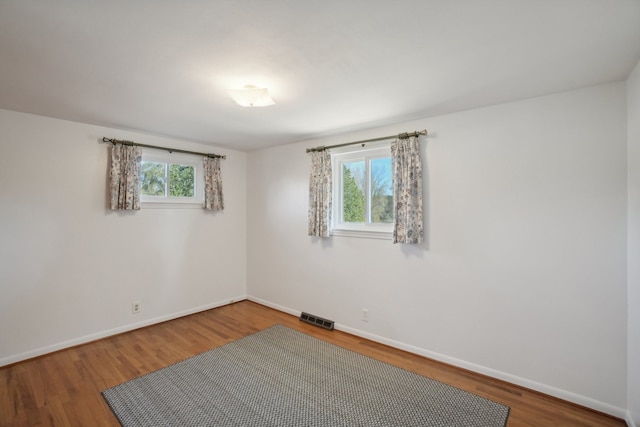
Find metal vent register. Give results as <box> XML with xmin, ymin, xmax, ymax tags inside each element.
<box><xmin>299</xmin><ymin>312</ymin><xmax>334</xmax><ymax>330</ymax></box>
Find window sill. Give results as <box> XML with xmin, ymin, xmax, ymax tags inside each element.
<box><xmin>330</xmin><ymin>228</ymin><xmax>392</xmax><ymax>240</ymax></box>
<box><xmin>141</xmin><ymin>202</ymin><xmax>204</xmax><ymax>209</ymax></box>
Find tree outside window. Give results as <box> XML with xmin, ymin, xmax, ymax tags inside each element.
<box><xmin>333</xmin><ymin>145</ymin><xmax>394</xmax><ymax>237</ymax></box>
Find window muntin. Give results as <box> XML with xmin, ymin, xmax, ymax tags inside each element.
<box><xmin>332</xmin><ymin>144</ymin><xmax>393</xmax><ymax>238</ymax></box>
<box><xmin>140</xmin><ymin>150</ymin><xmax>203</xmax><ymax>206</ymax></box>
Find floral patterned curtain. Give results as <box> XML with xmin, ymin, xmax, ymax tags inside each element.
<box><xmin>308</xmin><ymin>150</ymin><xmax>332</xmax><ymax>237</ymax></box>
<box><xmin>203</xmin><ymin>157</ymin><xmax>224</xmax><ymax>211</ymax></box>
<box><xmin>109</xmin><ymin>143</ymin><xmax>142</xmax><ymax>210</ymax></box>
<box><xmin>391</xmin><ymin>136</ymin><xmax>423</xmax><ymax>244</ymax></box>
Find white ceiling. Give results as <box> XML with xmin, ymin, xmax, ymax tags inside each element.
<box><xmin>1</xmin><ymin>1</ymin><xmax>639</xmax><ymax>151</ymax></box>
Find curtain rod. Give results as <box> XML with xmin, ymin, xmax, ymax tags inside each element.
<box><xmin>101</xmin><ymin>137</ymin><xmax>226</xmax><ymax>159</ymax></box>
<box><xmin>305</xmin><ymin>129</ymin><xmax>427</xmax><ymax>153</ymax></box>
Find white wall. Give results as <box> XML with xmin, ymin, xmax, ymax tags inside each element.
<box><xmin>0</xmin><ymin>109</ymin><xmax>247</xmax><ymax>366</ymax></box>
<box><xmin>628</xmin><ymin>60</ymin><xmax>640</xmax><ymax>427</ymax></box>
<box><xmin>247</xmin><ymin>83</ymin><xmax>628</xmax><ymax>415</ymax></box>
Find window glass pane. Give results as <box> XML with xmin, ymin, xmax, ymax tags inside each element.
<box><xmin>169</xmin><ymin>164</ymin><xmax>195</xmax><ymax>197</ymax></box>
<box><xmin>141</xmin><ymin>161</ymin><xmax>166</xmax><ymax>196</ymax></box>
<box><xmin>342</xmin><ymin>161</ymin><xmax>365</xmax><ymax>223</ymax></box>
<box><xmin>370</xmin><ymin>157</ymin><xmax>393</xmax><ymax>223</ymax></box>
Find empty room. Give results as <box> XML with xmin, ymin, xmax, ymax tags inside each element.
<box><xmin>1</xmin><ymin>1</ymin><xmax>639</xmax><ymax>426</ymax></box>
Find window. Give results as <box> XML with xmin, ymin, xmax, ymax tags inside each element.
<box><xmin>140</xmin><ymin>149</ymin><xmax>204</xmax><ymax>207</ymax></box>
<box><xmin>331</xmin><ymin>143</ymin><xmax>393</xmax><ymax>239</ymax></box>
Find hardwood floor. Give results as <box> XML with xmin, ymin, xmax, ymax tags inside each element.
<box><xmin>0</xmin><ymin>300</ymin><xmax>626</xmax><ymax>426</ymax></box>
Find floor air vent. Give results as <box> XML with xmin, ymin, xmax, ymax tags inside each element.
<box><xmin>299</xmin><ymin>312</ymin><xmax>334</xmax><ymax>330</ymax></box>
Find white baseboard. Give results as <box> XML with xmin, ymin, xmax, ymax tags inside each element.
<box><xmin>336</xmin><ymin>323</ymin><xmax>626</xmax><ymax>419</ymax></box>
<box><xmin>628</xmin><ymin>411</ymin><xmax>638</xmax><ymax>427</ymax></box>
<box><xmin>0</xmin><ymin>295</ymin><xmax>247</xmax><ymax>367</ymax></box>
<box><xmin>248</xmin><ymin>296</ymin><xmax>628</xmax><ymax>420</ymax></box>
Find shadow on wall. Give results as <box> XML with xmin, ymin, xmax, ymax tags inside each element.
<box><xmin>399</xmin><ymin>240</ymin><xmax>428</xmax><ymax>259</ymax></box>
<box><xmin>310</xmin><ymin>236</ymin><xmax>334</xmax><ymax>249</ymax></box>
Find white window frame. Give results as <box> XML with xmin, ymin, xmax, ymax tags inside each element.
<box><xmin>331</xmin><ymin>142</ymin><xmax>393</xmax><ymax>239</ymax></box>
<box><xmin>140</xmin><ymin>149</ymin><xmax>204</xmax><ymax>209</ymax></box>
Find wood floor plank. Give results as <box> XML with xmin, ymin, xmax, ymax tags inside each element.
<box><xmin>0</xmin><ymin>300</ymin><xmax>626</xmax><ymax>426</ymax></box>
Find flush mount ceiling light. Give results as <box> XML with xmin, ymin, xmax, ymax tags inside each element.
<box><xmin>228</xmin><ymin>85</ymin><xmax>275</xmax><ymax>107</ymax></box>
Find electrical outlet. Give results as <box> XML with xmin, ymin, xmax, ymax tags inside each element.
<box><xmin>361</xmin><ymin>308</ymin><xmax>369</xmax><ymax>322</ymax></box>
<box><xmin>132</xmin><ymin>302</ymin><xmax>140</xmax><ymax>314</ymax></box>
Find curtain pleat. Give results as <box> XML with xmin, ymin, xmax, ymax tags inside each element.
<box><xmin>109</xmin><ymin>144</ymin><xmax>142</xmax><ymax>210</ymax></box>
<box><xmin>391</xmin><ymin>136</ymin><xmax>423</xmax><ymax>244</ymax></box>
<box><xmin>308</xmin><ymin>151</ymin><xmax>332</xmax><ymax>237</ymax></box>
<box><xmin>203</xmin><ymin>157</ymin><xmax>224</xmax><ymax>211</ymax></box>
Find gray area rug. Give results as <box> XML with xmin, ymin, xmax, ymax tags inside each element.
<box><xmin>102</xmin><ymin>324</ymin><xmax>509</xmax><ymax>426</ymax></box>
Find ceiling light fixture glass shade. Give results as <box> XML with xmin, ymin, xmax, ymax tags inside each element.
<box><xmin>228</xmin><ymin>85</ymin><xmax>275</xmax><ymax>107</ymax></box>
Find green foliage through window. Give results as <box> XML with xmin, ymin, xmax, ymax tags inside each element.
<box><xmin>141</xmin><ymin>161</ymin><xmax>195</xmax><ymax>198</ymax></box>
<box><xmin>343</xmin><ymin>165</ymin><xmax>365</xmax><ymax>222</ymax></box>
<box><xmin>141</xmin><ymin>162</ymin><xmax>166</xmax><ymax>196</ymax></box>
<box><xmin>169</xmin><ymin>164</ymin><xmax>194</xmax><ymax>197</ymax></box>
<box><xmin>341</xmin><ymin>157</ymin><xmax>393</xmax><ymax>224</ymax></box>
